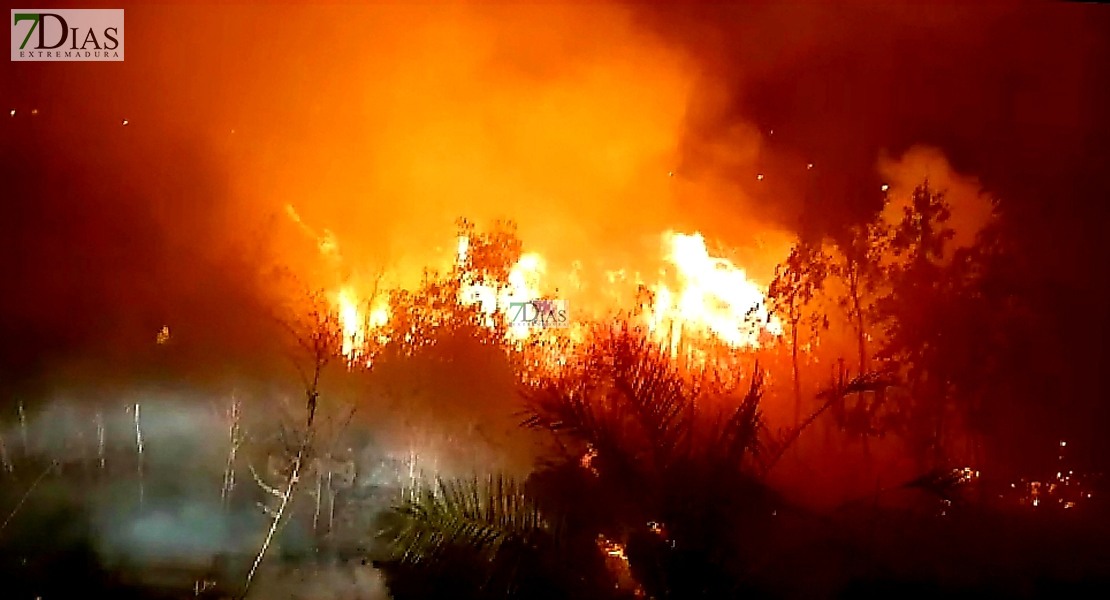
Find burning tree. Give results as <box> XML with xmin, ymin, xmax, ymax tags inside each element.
<box><xmin>767</xmin><ymin>240</ymin><xmax>829</xmax><ymax>426</ymax></box>
<box><xmin>822</xmin><ymin>219</ymin><xmax>893</xmax><ymax>447</ymax></box>
<box><xmin>385</xmin><ymin>218</ymin><xmax>530</xmax><ymax>356</ymax></box>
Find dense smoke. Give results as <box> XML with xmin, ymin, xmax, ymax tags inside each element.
<box><xmin>2</xmin><ymin>2</ymin><xmax>1109</xmax><ymax>596</ymax></box>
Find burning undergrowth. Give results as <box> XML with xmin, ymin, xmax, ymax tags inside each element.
<box><xmin>3</xmin><ymin>189</ymin><xmax>1105</xmax><ymax>598</ymax></box>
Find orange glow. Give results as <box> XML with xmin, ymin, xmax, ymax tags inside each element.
<box><xmin>646</xmin><ymin>231</ymin><xmax>780</xmax><ymax>353</ymax></box>
<box><xmin>458</xmin><ymin>243</ymin><xmax>547</xmax><ymax>339</ymax></box>
<box><xmin>334</xmin><ymin>286</ymin><xmax>390</xmax><ymax>365</ymax></box>
<box><xmin>260</xmin><ymin>3</ymin><xmax>791</xmax><ymax>365</ymax></box>
<box><xmin>326</xmin><ymin>226</ymin><xmax>783</xmax><ymax>365</ymax></box>
<box><xmin>335</xmin><ymin>288</ymin><xmax>366</xmax><ymax>361</ymax></box>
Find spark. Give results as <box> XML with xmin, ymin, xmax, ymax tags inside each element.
<box><xmin>756</xmin><ymin>173</ymin><xmax>764</xmax><ymax>180</ymax></box>
<box><xmin>807</xmin><ymin>163</ymin><xmax>813</xmax><ymax>169</ymax></box>
<box><xmin>8</xmin><ymin>110</ymin><xmax>14</xmax><ymax>117</ymax></box>
<box><xmin>122</xmin><ymin>119</ymin><xmax>129</xmax><ymax>125</ymax></box>
<box><xmin>30</xmin><ymin>109</ymin><xmax>37</xmax><ymax>115</ymax></box>
<box><xmin>881</xmin><ymin>184</ymin><xmax>889</xmax><ymax>192</ymax></box>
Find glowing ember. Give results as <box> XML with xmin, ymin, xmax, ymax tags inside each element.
<box><xmin>600</xmin><ymin>538</ymin><xmax>628</xmax><ymax>560</ymax></box>
<box><xmin>580</xmin><ymin>446</ymin><xmax>599</xmax><ymax>476</ymax></box>
<box><xmin>955</xmin><ymin>467</ymin><xmax>980</xmax><ymax>485</ymax></box>
<box><xmin>596</xmin><ymin>535</ymin><xmax>644</xmax><ymax>596</ymax></box>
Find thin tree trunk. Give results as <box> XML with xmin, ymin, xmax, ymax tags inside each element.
<box><xmin>244</xmin><ymin>447</ymin><xmax>305</xmax><ymax>594</ymax></box>
<box><xmin>95</xmin><ymin>410</ymin><xmax>106</xmax><ymax>472</ymax></box>
<box><xmin>134</xmin><ymin>403</ymin><xmax>144</xmax><ymax>509</ymax></box>
<box><xmin>241</xmin><ymin>348</ymin><xmax>325</xmax><ymax>598</ymax></box>
<box><xmin>856</xmin><ymin>312</ymin><xmax>867</xmax><ymax>374</ymax></box>
<box><xmin>791</xmin><ymin>324</ymin><xmax>802</xmax><ymax>428</ymax></box>
<box><xmin>0</xmin><ymin>433</ymin><xmax>11</xmax><ymax>473</ymax></box>
<box><xmin>18</xmin><ymin>401</ymin><xmax>28</xmax><ymax>456</ymax></box>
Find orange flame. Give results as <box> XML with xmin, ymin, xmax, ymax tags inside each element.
<box><xmin>458</xmin><ymin>245</ymin><xmax>547</xmax><ymax>339</ymax></box>
<box><xmin>646</xmin><ymin>231</ymin><xmax>780</xmax><ymax>353</ymax></box>
<box><xmin>296</xmin><ymin>213</ymin><xmax>782</xmax><ymax>363</ymax></box>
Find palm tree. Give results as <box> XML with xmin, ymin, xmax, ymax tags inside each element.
<box><xmin>375</xmin><ymin>474</ymin><xmax>622</xmax><ymax>600</ymax></box>
<box><xmin>376</xmin><ymin>323</ymin><xmax>889</xmax><ymax>598</ymax></box>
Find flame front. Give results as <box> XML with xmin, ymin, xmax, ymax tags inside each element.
<box><xmin>647</xmin><ymin>232</ymin><xmax>780</xmax><ymax>352</ymax></box>
<box><xmin>458</xmin><ymin>246</ymin><xmax>547</xmax><ymax>339</ymax></box>
<box><xmin>335</xmin><ymin>286</ymin><xmax>390</xmax><ymax>365</ymax></box>
<box><xmin>317</xmin><ymin>223</ymin><xmax>780</xmax><ymax>364</ymax></box>
<box><xmin>336</xmin><ymin>288</ymin><xmax>364</xmax><ymax>359</ymax></box>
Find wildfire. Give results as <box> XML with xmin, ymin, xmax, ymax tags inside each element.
<box><xmin>598</xmin><ymin>537</ymin><xmax>628</xmax><ymax>560</ymax></box>
<box><xmin>334</xmin><ymin>287</ymin><xmax>390</xmax><ymax>365</ymax></box>
<box><xmin>646</xmin><ymin>232</ymin><xmax>780</xmax><ymax>353</ymax></box>
<box><xmin>289</xmin><ymin>208</ymin><xmax>782</xmax><ymax>364</ymax></box>
<box><xmin>597</xmin><ymin>535</ymin><xmax>644</xmax><ymax>596</ymax></box>
<box><xmin>457</xmin><ymin>242</ymin><xmax>548</xmax><ymax>340</ymax></box>
<box><xmin>336</xmin><ymin>288</ymin><xmax>364</xmax><ymax>359</ymax></box>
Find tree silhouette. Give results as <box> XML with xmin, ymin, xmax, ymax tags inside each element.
<box><xmin>768</xmin><ymin>241</ymin><xmax>829</xmax><ymax>426</ymax></box>
<box><xmin>873</xmin><ymin>181</ymin><xmax>961</xmax><ymax>468</ymax></box>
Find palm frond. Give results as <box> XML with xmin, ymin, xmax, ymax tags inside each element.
<box><xmin>761</xmin><ymin>370</ymin><xmax>893</xmax><ymax>474</ymax></box>
<box><xmin>612</xmin><ymin>334</ymin><xmax>692</xmax><ymax>467</ymax></box>
<box><xmin>382</xmin><ymin>474</ymin><xmax>554</xmax><ymax>567</ymax></box>
<box><xmin>702</xmin><ymin>366</ymin><xmax>765</xmax><ymax>469</ymax></box>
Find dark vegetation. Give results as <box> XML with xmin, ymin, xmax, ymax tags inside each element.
<box><xmin>370</xmin><ymin>183</ymin><xmax>1110</xmax><ymax>598</ymax></box>
<box><xmin>2</xmin><ymin>181</ymin><xmax>1109</xmax><ymax>599</ymax></box>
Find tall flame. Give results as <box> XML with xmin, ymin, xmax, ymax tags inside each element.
<box><xmin>457</xmin><ymin>242</ymin><xmax>547</xmax><ymax>339</ymax></box>
<box><xmin>335</xmin><ymin>286</ymin><xmax>390</xmax><ymax>364</ymax></box>
<box><xmin>296</xmin><ymin>212</ymin><xmax>781</xmax><ymax>363</ymax></box>
<box><xmin>647</xmin><ymin>232</ymin><xmax>780</xmax><ymax>352</ymax></box>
